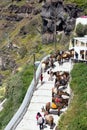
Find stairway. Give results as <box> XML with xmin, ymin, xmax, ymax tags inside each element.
<box><xmin>15</xmin><ymin>60</ymin><xmax>73</xmax><ymax>130</ymax></box>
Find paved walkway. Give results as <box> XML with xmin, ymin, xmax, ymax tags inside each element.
<box><xmin>15</xmin><ymin>60</ymin><xmax>73</xmax><ymax>130</ymax></box>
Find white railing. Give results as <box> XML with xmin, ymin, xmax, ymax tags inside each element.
<box><xmin>5</xmin><ymin>55</ymin><xmax>50</xmax><ymax>130</ymax></box>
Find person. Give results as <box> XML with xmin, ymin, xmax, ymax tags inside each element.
<box><xmin>48</xmin><ymin>69</ymin><xmax>53</xmax><ymax>81</ymax></box>
<box><xmin>40</xmin><ymin>73</ymin><xmax>43</xmax><ymax>85</ymax></box>
<box><xmin>75</xmin><ymin>52</ymin><xmax>78</xmax><ymax>59</ymax></box>
<box><xmin>41</xmin><ymin>62</ymin><xmax>46</xmax><ymax>73</ymax></box>
<box><xmin>36</xmin><ymin>112</ymin><xmax>44</xmax><ymax>130</ymax></box>
<box><xmin>49</xmin><ymin>57</ymin><xmax>54</xmax><ymax>68</ymax></box>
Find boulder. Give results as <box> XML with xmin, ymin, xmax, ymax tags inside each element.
<box><xmin>5</xmin><ymin>15</ymin><xmax>23</xmax><ymax>21</ymax></box>
<box><xmin>8</xmin><ymin>4</ymin><xmax>34</xmax><ymax>14</ymax></box>
<box><xmin>33</xmin><ymin>8</ymin><xmax>41</xmax><ymax>15</ymax></box>
<box><xmin>41</xmin><ymin>0</ymin><xmax>83</xmax><ymax>43</ymax></box>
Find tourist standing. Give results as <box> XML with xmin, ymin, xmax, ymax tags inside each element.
<box><xmin>40</xmin><ymin>73</ymin><xmax>43</xmax><ymax>85</ymax></box>
<box><xmin>36</xmin><ymin>112</ymin><xmax>44</xmax><ymax>130</ymax></box>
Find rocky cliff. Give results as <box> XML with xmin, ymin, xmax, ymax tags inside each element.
<box><xmin>39</xmin><ymin>0</ymin><xmax>83</xmax><ymax>43</ymax></box>
<box><xmin>0</xmin><ymin>0</ymin><xmax>83</xmax><ymax>87</ymax></box>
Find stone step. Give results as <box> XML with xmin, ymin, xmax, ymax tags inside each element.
<box><xmin>30</xmin><ymin>96</ymin><xmax>52</xmax><ymax>104</ymax></box>
<box><xmin>15</xmin><ymin>61</ymin><xmax>72</xmax><ymax>130</ymax></box>
<box><xmin>33</xmin><ymin>89</ymin><xmax>52</xmax><ymax>96</ymax></box>
<box><xmin>28</xmin><ymin>102</ymin><xmax>46</xmax><ymax>111</ymax></box>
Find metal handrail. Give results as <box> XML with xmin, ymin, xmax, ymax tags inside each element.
<box><xmin>5</xmin><ymin>55</ymin><xmax>50</xmax><ymax>130</ymax></box>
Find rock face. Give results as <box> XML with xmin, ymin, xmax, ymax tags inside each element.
<box><xmin>8</xmin><ymin>4</ymin><xmax>35</xmax><ymax>14</ymax></box>
<box><xmin>0</xmin><ymin>55</ymin><xmax>17</xmax><ymax>71</ymax></box>
<box><xmin>5</xmin><ymin>15</ymin><xmax>23</xmax><ymax>21</ymax></box>
<box><xmin>40</xmin><ymin>0</ymin><xmax>82</xmax><ymax>43</ymax></box>
<box><xmin>7</xmin><ymin>3</ymin><xmax>41</xmax><ymax>21</ymax></box>
<box><xmin>8</xmin><ymin>2</ymin><xmax>41</xmax><ymax>15</ymax></box>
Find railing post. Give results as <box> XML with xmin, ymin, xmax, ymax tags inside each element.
<box><xmin>33</xmin><ymin>53</ymin><xmax>36</xmax><ymax>87</ymax></box>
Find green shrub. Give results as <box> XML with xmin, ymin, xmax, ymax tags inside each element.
<box><xmin>18</xmin><ymin>45</ymin><xmax>27</xmax><ymax>58</ymax></box>
<box><xmin>64</xmin><ymin>0</ymin><xmax>87</xmax><ymax>9</ymax></box>
<box><xmin>84</xmin><ymin>24</ymin><xmax>87</xmax><ymax>35</ymax></box>
<box><xmin>58</xmin><ymin>63</ymin><xmax>87</xmax><ymax>130</ymax></box>
<box><xmin>0</xmin><ymin>64</ymin><xmax>33</xmax><ymax>129</ymax></box>
<box><xmin>76</xmin><ymin>23</ymin><xmax>85</xmax><ymax>36</ymax></box>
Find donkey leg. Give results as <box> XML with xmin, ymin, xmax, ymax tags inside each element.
<box><xmin>50</xmin><ymin>121</ymin><xmax>53</xmax><ymax>129</ymax></box>
<box><xmin>58</xmin><ymin>107</ymin><xmax>60</xmax><ymax>116</ymax></box>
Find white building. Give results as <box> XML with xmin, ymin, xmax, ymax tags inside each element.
<box><xmin>76</xmin><ymin>16</ymin><xmax>87</xmax><ymax>26</ymax></box>
<box><xmin>69</xmin><ymin>35</ymin><xmax>87</xmax><ymax>61</ymax></box>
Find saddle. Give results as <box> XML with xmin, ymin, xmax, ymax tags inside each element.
<box><xmin>51</xmin><ymin>102</ymin><xmax>57</xmax><ymax>109</ymax></box>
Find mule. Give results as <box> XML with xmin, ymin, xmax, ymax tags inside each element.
<box><xmin>52</xmin><ymin>87</ymin><xmax>70</xmax><ymax>97</ymax></box>
<box><xmin>52</xmin><ymin>96</ymin><xmax>69</xmax><ymax>106</ymax></box>
<box><xmin>42</xmin><ymin>107</ymin><xmax>54</xmax><ymax>129</ymax></box>
<box><xmin>45</xmin><ymin>101</ymin><xmax>68</xmax><ymax>116</ymax></box>
<box><xmin>57</xmin><ymin>50</ymin><xmax>73</xmax><ymax>63</ymax></box>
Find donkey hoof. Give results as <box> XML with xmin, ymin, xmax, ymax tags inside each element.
<box><xmin>58</xmin><ymin>112</ymin><xmax>60</xmax><ymax>116</ymax></box>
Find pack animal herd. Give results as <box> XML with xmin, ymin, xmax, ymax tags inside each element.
<box><xmin>41</xmin><ymin>49</ymin><xmax>74</xmax><ymax>129</ymax></box>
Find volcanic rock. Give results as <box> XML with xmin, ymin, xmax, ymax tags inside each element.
<box><xmin>40</xmin><ymin>0</ymin><xmax>83</xmax><ymax>43</ymax></box>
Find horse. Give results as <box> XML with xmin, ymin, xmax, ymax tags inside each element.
<box><xmin>54</xmin><ymin>71</ymin><xmax>70</xmax><ymax>88</ymax></box>
<box><xmin>52</xmin><ymin>96</ymin><xmax>69</xmax><ymax>106</ymax></box>
<box><xmin>42</xmin><ymin>107</ymin><xmax>54</xmax><ymax>129</ymax></box>
<box><xmin>49</xmin><ymin>57</ymin><xmax>55</xmax><ymax>68</ymax></box>
<box><xmin>45</xmin><ymin>101</ymin><xmax>68</xmax><ymax>116</ymax></box>
<box><xmin>55</xmin><ymin>76</ymin><xmax>68</xmax><ymax>89</ymax></box>
<box><xmin>50</xmin><ymin>50</ymin><xmax>60</xmax><ymax>61</ymax></box>
<box><xmin>42</xmin><ymin>57</ymin><xmax>55</xmax><ymax>72</ymax></box>
<box><xmin>57</xmin><ymin>50</ymin><xmax>73</xmax><ymax>63</ymax></box>
<box><xmin>57</xmin><ymin>55</ymin><xmax>63</xmax><ymax>65</ymax></box>
<box><xmin>42</xmin><ymin>59</ymin><xmax>49</xmax><ymax>72</ymax></box>
<box><xmin>52</xmin><ymin>87</ymin><xmax>70</xmax><ymax>97</ymax></box>
<box><xmin>53</xmin><ymin>71</ymin><xmax>69</xmax><ymax>80</ymax></box>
